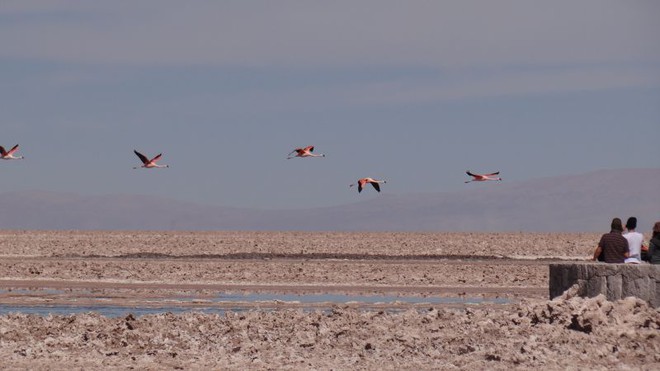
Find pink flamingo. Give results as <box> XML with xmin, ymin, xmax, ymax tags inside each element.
<box><xmin>0</xmin><ymin>144</ymin><xmax>24</xmax><ymax>160</ymax></box>
<box><xmin>287</xmin><ymin>146</ymin><xmax>325</xmax><ymax>159</ymax></box>
<box><xmin>133</xmin><ymin>150</ymin><xmax>169</xmax><ymax>169</ymax></box>
<box><xmin>465</xmin><ymin>171</ymin><xmax>502</xmax><ymax>183</ymax></box>
<box><xmin>350</xmin><ymin>177</ymin><xmax>387</xmax><ymax>193</ymax></box>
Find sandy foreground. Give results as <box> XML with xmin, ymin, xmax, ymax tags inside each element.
<box><xmin>0</xmin><ymin>230</ymin><xmax>658</xmax><ymax>369</ymax></box>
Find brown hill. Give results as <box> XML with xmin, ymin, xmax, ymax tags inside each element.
<box><xmin>0</xmin><ymin>169</ymin><xmax>658</xmax><ymax>232</ymax></box>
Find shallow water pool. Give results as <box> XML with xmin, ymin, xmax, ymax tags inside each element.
<box><xmin>0</xmin><ymin>293</ymin><xmax>510</xmax><ymax>317</ymax></box>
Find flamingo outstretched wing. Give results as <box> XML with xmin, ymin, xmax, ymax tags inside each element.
<box><xmin>134</xmin><ymin>150</ymin><xmax>150</xmax><ymax>165</ymax></box>
<box><xmin>7</xmin><ymin>144</ymin><xmax>19</xmax><ymax>155</ymax></box>
<box><xmin>288</xmin><ymin>147</ymin><xmax>306</xmax><ymax>158</ymax></box>
<box><xmin>467</xmin><ymin>171</ymin><xmax>499</xmax><ymax>177</ymax></box>
<box><xmin>0</xmin><ymin>145</ymin><xmax>19</xmax><ymax>156</ymax></box>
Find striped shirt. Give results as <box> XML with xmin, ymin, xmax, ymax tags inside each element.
<box><xmin>598</xmin><ymin>230</ymin><xmax>629</xmax><ymax>263</ymax></box>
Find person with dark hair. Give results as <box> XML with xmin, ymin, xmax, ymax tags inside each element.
<box><xmin>647</xmin><ymin>222</ymin><xmax>660</xmax><ymax>265</ymax></box>
<box><xmin>593</xmin><ymin>218</ymin><xmax>629</xmax><ymax>263</ymax></box>
<box><xmin>623</xmin><ymin>217</ymin><xmax>644</xmax><ymax>263</ymax></box>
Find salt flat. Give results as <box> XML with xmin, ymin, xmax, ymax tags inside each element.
<box><xmin>0</xmin><ymin>231</ymin><xmax>657</xmax><ymax>369</ymax></box>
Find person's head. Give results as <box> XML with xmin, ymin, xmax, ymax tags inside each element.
<box><xmin>611</xmin><ymin>218</ymin><xmax>623</xmax><ymax>232</ymax></box>
<box><xmin>625</xmin><ymin>217</ymin><xmax>637</xmax><ymax>230</ymax></box>
<box><xmin>653</xmin><ymin>221</ymin><xmax>660</xmax><ymax>238</ymax></box>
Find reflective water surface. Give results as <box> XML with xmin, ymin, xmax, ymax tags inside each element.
<box><xmin>0</xmin><ymin>292</ymin><xmax>510</xmax><ymax>317</ymax></box>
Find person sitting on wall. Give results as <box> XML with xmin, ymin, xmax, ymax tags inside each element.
<box><xmin>647</xmin><ymin>222</ymin><xmax>660</xmax><ymax>265</ymax></box>
<box><xmin>623</xmin><ymin>217</ymin><xmax>644</xmax><ymax>264</ymax></box>
<box><xmin>593</xmin><ymin>218</ymin><xmax>630</xmax><ymax>263</ymax></box>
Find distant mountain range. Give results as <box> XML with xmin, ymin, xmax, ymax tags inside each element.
<box><xmin>1</xmin><ymin>168</ymin><xmax>658</xmax><ymax>232</ymax></box>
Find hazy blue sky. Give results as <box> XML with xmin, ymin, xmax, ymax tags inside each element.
<box><xmin>1</xmin><ymin>1</ymin><xmax>659</xmax><ymax>209</ymax></box>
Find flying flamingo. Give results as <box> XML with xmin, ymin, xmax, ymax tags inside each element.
<box><xmin>0</xmin><ymin>144</ymin><xmax>24</xmax><ymax>160</ymax></box>
<box><xmin>287</xmin><ymin>146</ymin><xmax>325</xmax><ymax>159</ymax></box>
<box><xmin>133</xmin><ymin>150</ymin><xmax>169</xmax><ymax>169</ymax></box>
<box><xmin>350</xmin><ymin>177</ymin><xmax>387</xmax><ymax>193</ymax></box>
<box><xmin>465</xmin><ymin>171</ymin><xmax>502</xmax><ymax>183</ymax></box>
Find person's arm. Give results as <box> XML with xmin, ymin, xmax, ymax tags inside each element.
<box><xmin>593</xmin><ymin>235</ymin><xmax>605</xmax><ymax>261</ymax></box>
<box><xmin>593</xmin><ymin>246</ymin><xmax>602</xmax><ymax>261</ymax></box>
<box><xmin>623</xmin><ymin>239</ymin><xmax>630</xmax><ymax>258</ymax></box>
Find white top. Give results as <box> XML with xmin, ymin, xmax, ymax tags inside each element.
<box><xmin>623</xmin><ymin>231</ymin><xmax>644</xmax><ymax>259</ymax></box>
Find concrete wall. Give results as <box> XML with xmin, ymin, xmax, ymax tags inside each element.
<box><xmin>549</xmin><ymin>263</ymin><xmax>660</xmax><ymax>307</ymax></box>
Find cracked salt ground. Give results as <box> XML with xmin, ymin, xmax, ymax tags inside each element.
<box><xmin>0</xmin><ymin>295</ymin><xmax>658</xmax><ymax>369</ymax></box>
